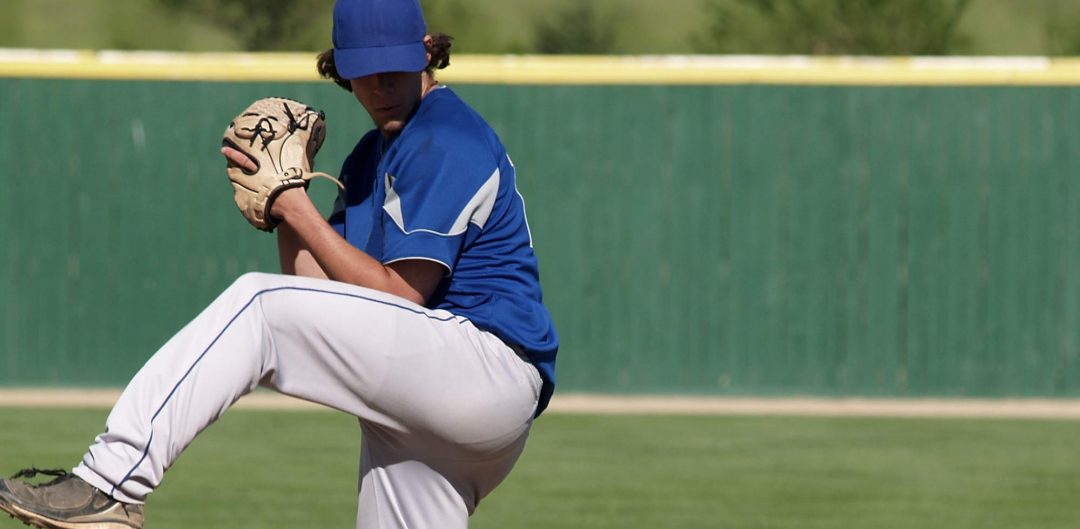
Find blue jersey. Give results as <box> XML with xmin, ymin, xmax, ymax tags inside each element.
<box><xmin>329</xmin><ymin>86</ymin><xmax>558</xmax><ymax>415</ymax></box>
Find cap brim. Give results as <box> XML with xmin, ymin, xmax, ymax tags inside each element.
<box><xmin>334</xmin><ymin>41</ymin><xmax>428</xmax><ymax>80</ymax></box>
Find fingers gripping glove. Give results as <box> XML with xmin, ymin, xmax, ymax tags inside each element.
<box><xmin>222</xmin><ymin>97</ymin><xmax>344</xmax><ymax>232</ymax></box>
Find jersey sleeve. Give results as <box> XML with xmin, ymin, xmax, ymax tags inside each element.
<box><xmin>379</xmin><ymin>138</ymin><xmax>501</xmax><ymax>274</ymax></box>
<box><xmin>328</xmin><ymin>192</ymin><xmax>346</xmax><ymax>238</ymax></box>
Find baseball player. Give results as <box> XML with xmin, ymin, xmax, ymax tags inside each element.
<box><xmin>0</xmin><ymin>1</ymin><xmax>557</xmax><ymax>528</ymax></box>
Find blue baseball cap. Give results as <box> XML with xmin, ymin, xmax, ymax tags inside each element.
<box><xmin>332</xmin><ymin>0</ymin><xmax>428</xmax><ymax>80</ymax></box>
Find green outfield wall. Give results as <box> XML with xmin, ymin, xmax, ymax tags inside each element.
<box><xmin>2</xmin><ymin>55</ymin><xmax>1079</xmax><ymax>397</ymax></box>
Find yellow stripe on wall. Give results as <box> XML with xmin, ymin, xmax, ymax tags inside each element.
<box><xmin>4</xmin><ymin>49</ymin><xmax>1080</xmax><ymax>85</ymax></box>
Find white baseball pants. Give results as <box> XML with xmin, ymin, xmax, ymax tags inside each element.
<box><xmin>71</xmin><ymin>272</ymin><xmax>542</xmax><ymax>529</ymax></box>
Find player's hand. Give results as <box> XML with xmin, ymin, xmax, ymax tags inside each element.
<box><xmin>221</xmin><ymin>146</ymin><xmax>258</xmax><ymax>173</ymax></box>
<box><xmin>222</xmin><ymin>146</ymin><xmax>312</xmax><ymax>225</ymax></box>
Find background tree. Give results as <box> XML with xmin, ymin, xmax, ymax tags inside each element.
<box><xmin>2</xmin><ymin>0</ymin><xmax>1075</xmax><ymax>55</ymax></box>
<box><xmin>531</xmin><ymin>2</ymin><xmax>622</xmax><ymax>54</ymax></box>
<box><xmin>156</xmin><ymin>0</ymin><xmax>331</xmax><ymax>51</ymax></box>
<box><xmin>694</xmin><ymin>0</ymin><xmax>973</xmax><ymax>55</ymax></box>
<box><xmin>1044</xmin><ymin>1</ymin><xmax>1080</xmax><ymax>56</ymax></box>
<box><xmin>423</xmin><ymin>0</ymin><xmax>502</xmax><ymax>54</ymax></box>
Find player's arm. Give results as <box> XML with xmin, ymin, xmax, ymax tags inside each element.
<box><xmin>222</xmin><ymin>145</ymin><xmax>329</xmax><ymax>280</ymax></box>
<box><xmin>276</xmin><ymin>223</ymin><xmax>330</xmax><ymax>279</ymax></box>
<box><xmin>272</xmin><ymin>187</ymin><xmax>443</xmax><ymax>305</ymax></box>
<box><xmin>222</xmin><ymin>145</ymin><xmax>439</xmax><ymax>303</ymax></box>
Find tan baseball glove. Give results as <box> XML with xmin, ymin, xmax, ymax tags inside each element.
<box><xmin>222</xmin><ymin>97</ymin><xmax>343</xmax><ymax>232</ymax></box>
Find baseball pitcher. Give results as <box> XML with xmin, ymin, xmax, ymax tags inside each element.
<box><xmin>0</xmin><ymin>1</ymin><xmax>558</xmax><ymax>528</ymax></box>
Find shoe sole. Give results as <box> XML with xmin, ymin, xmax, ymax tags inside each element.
<box><xmin>0</xmin><ymin>501</ymin><xmax>136</xmax><ymax>529</ymax></box>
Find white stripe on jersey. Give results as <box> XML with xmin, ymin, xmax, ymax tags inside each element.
<box><xmin>383</xmin><ymin>168</ymin><xmax>500</xmax><ymax>237</ymax></box>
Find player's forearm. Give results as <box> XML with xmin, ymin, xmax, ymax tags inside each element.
<box><xmin>276</xmin><ymin>224</ymin><xmax>329</xmax><ymax>279</ymax></box>
<box><xmin>274</xmin><ymin>191</ymin><xmax>426</xmax><ymax>304</ymax></box>
<box><xmin>296</xmin><ymin>220</ymin><xmax>424</xmax><ymax>304</ymax></box>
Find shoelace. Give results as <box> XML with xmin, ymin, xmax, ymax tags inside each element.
<box><xmin>9</xmin><ymin>468</ymin><xmax>73</xmax><ymax>487</ymax></box>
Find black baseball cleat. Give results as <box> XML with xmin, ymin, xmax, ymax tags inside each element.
<box><xmin>0</xmin><ymin>468</ymin><xmax>143</xmax><ymax>529</ymax></box>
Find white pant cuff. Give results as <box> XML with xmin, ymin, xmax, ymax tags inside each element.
<box><xmin>71</xmin><ymin>464</ymin><xmax>145</xmax><ymax>505</ymax></box>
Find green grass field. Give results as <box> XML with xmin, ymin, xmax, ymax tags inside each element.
<box><xmin>1</xmin><ymin>408</ymin><xmax>1078</xmax><ymax>529</ymax></box>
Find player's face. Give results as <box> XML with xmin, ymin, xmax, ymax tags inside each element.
<box><xmin>350</xmin><ymin>71</ymin><xmax>424</xmax><ymax>137</ymax></box>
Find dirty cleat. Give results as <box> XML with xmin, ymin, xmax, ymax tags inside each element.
<box><xmin>0</xmin><ymin>468</ymin><xmax>143</xmax><ymax>529</ymax></box>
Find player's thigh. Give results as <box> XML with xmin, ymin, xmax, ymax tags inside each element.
<box><xmin>369</xmin><ymin>322</ymin><xmax>541</xmax><ymax>455</ymax></box>
<box><xmin>243</xmin><ymin>272</ymin><xmax>541</xmax><ymax>448</ymax></box>
<box><xmin>230</xmin><ymin>273</ymin><xmax>468</xmax><ymax>414</ymax></box>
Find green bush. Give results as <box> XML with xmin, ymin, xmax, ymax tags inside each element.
<box><xmin>694</xmin><ymin>0</ymin><xmax>972</xmax><ymax>55</ymax></box>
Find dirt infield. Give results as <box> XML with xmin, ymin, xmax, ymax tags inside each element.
<box><xmin>2</xmin><ymin>389</ymin><xmax>1080</xmax><ymax>419</ymax></box>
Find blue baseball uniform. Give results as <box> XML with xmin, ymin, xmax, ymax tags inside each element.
<box><xmin>330</xmin><ymin>85</ymin><xmax>558</xmax><ymax>414</ymax></box>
